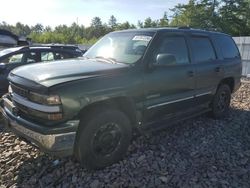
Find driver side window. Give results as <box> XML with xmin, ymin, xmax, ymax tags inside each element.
<box><xmin>154</xmin><ymin>36</ymin><xmax>189</xmax><ymax>65</ymax></box>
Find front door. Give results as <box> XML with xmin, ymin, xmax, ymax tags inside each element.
<box><xmin>143</xmin><ymin>32</ymin><xmax>196</xmax><ymax>122</ymax></box>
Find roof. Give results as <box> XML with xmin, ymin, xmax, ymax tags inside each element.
<box><xmin>113</xmin><ymin>27</ymin><xmax>228</xmax><ymax>36</ymax></box>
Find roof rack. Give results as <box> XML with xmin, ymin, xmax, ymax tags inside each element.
<box><xmin>29</xmin><ymin>44</ymin><xmax>77</xmax><ymax>47</ymax></box>
<box><xmin>23</xmin><ymin>44</ymin><xmax>79</xmax><ymax>51</ymax></box>
<box><xmin>205</xmin><ymin>27</ymin><xmax>220</xmax><ymax>32</ymax></box>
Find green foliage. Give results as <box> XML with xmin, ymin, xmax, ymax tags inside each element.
<box><xmin>170</xmin><ymin>0</ymin><xmax>250</xmax><ymax>36</ymax></box>
<box><xmin>116</xmin><ymin>21</ymin><xmax>136</xmax><ymax>30</ymax></box>
<box><xmin>159</xmin><ymin>12</ymin><xmax>169</xmax><ymax>27</ymax></box>
<box><xmin>218</xmin><ymin>0</ymin><xmax>250</xmax><ymax>35</ymax></box>
<box><xmin>108</xmin><ymin>15</ymin><xmax>117</xmax><ymax>29</ymax></box>
<box><xmin>1</xmin><ymin>2</ymin><xmax>249</xmax><ymax>45</ymax></box>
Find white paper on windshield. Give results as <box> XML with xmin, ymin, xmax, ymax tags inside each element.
<box><xmin>132</xmin><ymin>36</ymin><xmax>152</xmax><ymax>41</ymax></box>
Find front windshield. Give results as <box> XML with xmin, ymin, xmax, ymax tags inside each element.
<box><xmin>84</xmin><ymin>32</ymin><xmax>155</xmax><ymax>64</ymax></box>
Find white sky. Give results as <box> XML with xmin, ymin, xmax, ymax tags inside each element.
<box><xmin>0</xmin><ymin>0</ymin><xmax>189</xmax><ymax>27</ymax></box>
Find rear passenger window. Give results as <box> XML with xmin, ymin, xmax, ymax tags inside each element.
<box><xmin>191</xmin><ymin>37</ymin><xmax>216</xmax><ymax>63</ymax></box>
<box><xmin>54</xmin><ymin>52</ymin><xmax>71</xmax><ymax>60</ymax></box>
<box><xmin>216</xmin><ymin>35</ymin><xmax>240</xmax><ymax>59</ymax></box>
<box><xmin>41</xmin><ymin>52</ymin><xmax>54</xmax><ymax>62</ymax></box>
<box><xmin>155</xmin><ymin>36</ymin><xmax>189</xmax><ymax>65</ymax></box>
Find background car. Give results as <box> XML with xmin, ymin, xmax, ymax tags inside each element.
<box><xmin>0</xmin><ymin>44</ymin><xmax>83</xmax><ymax>96</ymax></box>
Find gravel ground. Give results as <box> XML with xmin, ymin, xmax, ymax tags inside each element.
<box><xmin>1</xmin><ymin>81</ymin><xmax>250</xmax><ymax>188</ymax></box>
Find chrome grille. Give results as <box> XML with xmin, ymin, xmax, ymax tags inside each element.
<box><xmin>11</xmin><ymin>84</ymin><xmax>29</xmax><ymax>98</ymax></box>
<box><xmin>14</xmin><ymin>101</ymin><xmax>29</xmax><ymax>114</ymax></box>
<box><xmin>10</xmin><ymin>84</ymin><xmax>29</xmax><ymax>117</ymax></box>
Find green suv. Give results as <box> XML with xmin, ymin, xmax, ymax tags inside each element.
<box><xmin>1</xmin><ymin>28</ymin><xmax>242</xmax><ymax>169</ymax></box>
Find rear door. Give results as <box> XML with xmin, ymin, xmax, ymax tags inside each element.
<box><xmin>188</xmin><ymin>33</ymin><xmax>224</xmax><ymax>106</ymax></box>
<box><xmin>144</xmin><ymin>32</ymin><xmax>196</xmax><ymax>122</ymax></box>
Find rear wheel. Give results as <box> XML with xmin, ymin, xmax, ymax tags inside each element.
<box><xmin>211</xmin><ymin>84</ymin><xmax>231</xmax><ymax>118</ymax></box>
<box><xmin>75</xmin><ymin>109</ymin><xmax>132</xmax><ymax>170</ymax></box>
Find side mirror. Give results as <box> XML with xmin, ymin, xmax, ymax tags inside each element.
<box><xmin>156</xmin><ymin>53</ymin><xmax>176</xmax><ymax>66</ymax></box>
<box><xmin>0</xmin><ymin>63</ymin><xmax>6</xmax><ymax>71</ymax></box>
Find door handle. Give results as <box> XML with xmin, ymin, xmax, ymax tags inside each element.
<box><xmin>215</xmin><ymin>67</ymin><xmax>221</xmax><ymax>72</ymax></box>
<box><xmin>187</xmin><ymin>71</ymin><xmax>194</xmax><ymax>77</ymax></box>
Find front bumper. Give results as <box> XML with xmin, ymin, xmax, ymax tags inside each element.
<box><xmin>0</xmin><ymin>95</ymin><xmax>79</xmax><ymax>156</ymax></box>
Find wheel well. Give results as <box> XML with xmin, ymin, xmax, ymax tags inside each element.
<box><xmin>78</xmin><ymin>97</ymin><xmax>137</xmax><ymax>127</ymax></box>
<box><xmin>219</xmin><ymin>77</ymin><xmax>234</xmax><ymax>92</ymax></box>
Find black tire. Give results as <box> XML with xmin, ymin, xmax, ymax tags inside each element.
<box><xmin>211</xmin><ymin>84</ymin><xmax>231</xmax><ymax>118</ymax></box>
<box><xmin>75</xmin><ymin>109</ymin><xmax>132</xmax><ymax>170</ymax></box>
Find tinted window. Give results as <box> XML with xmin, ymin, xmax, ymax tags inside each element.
<box><xmin>191</xmin><ymin>37</ymin><xmax>216</xmax><ymax>63</ymax></box>
<box><xmin>25</xmin><ymin>52</ymin><xmax>39</xmax><ymax>63</ymax></box>
<box><xmin>216</xmin><ymin>35</ymin><xmax>240</xmax><ymax>59</ymax></box>
<box><xmin>155</xmin><ymin>36</ymin><xmax>189</xmax><ymax>65</ymax></box>
<box><xmin>54</xmin><ymin>52</ymin><xmax>72</xmax><ymax>60</ymax></box>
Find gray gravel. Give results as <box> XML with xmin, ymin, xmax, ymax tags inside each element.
<box><xmin>1</xmin><ymin>81</ymin><xmax>250</xmax><ymax>188</ymax></box>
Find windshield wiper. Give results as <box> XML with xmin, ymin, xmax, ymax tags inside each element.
<box><xmin>94</xmin><ymin>56</ymin><xmax>118</xmax><ymax>64</ymax></box>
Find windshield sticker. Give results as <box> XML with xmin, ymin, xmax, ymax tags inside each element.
<box><xmin>132</xmin><ymin>36</ymin><xmax>152</xmax><ymax>41</ymax></box>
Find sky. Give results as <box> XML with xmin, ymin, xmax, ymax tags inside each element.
<box><xmin>0</xmin><ymin>0</ymin><xmax>189</xmax><ymax>27</ymax></box>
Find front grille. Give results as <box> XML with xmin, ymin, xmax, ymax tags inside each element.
<box><xmin>14</xmin><ymin>101</ymin><xmax>29</xmax><ymax>114</ymax></box>
<box><xmin>14</xmin><ymin>101</ymin><xmax>44</xmax><ymax>122</ymax></box>
<box><xmin>9</xmin><ymin>83</ymin><xmax>62</xmax><ymax>122</ymax></box>
<box><xmin>11</xmin><ymin>84</ymin><xmax>29</xmax><ymax>98</ymax></box>
<box><xmin>10</xmin><ymin>84</ymin><xmax>30</xmax><ymax>117</ymax></box>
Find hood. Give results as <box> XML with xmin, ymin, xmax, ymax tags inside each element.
<box><xmin>10</xmin><ymin>58</ymin><xmax>129</xmax><ymax>87</ymax></box>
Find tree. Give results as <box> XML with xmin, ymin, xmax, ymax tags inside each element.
<box><xmin>218</xmin><ymin>0</ymin><xmax>250</xmax><ymax>35</ymax></box>
<box><xmin>32</xmin><ymin>23</ymin><xmax>44</xmax><ymax>33</ymax></box>
<box><xmin>91</xmin><ymin>17</ymin><xmax>102</xmax><ymax>28</ymax></box>
<box><xmin>170</xmin><ymin>0</ymin><xmax>220</xmax><ymax>29</ymax></box>
<box><xmin>108</xmin><ymin>15</ymin><xmax>117</xmax><ymax>29</ymax></box>
<box><xmin>89</xmin><ymin>17</ymin><xmax>106</xmax><ymax>38</ymax></box>
<box><xmin>137</xmin><ymin>20</ymin><xmax>144</xmax><ymax>28</ymax></box>
<box><xmin>159</xmin><ymin>12</ymin><xmax>169</xmax><ymax>27</ymax></box>
<box><xmin>14</xmin><ymin>22</ymin><xmax>31</xmax><ymax>36</ymax></box>
<box><xmin>44</xmin><ymin>26</ymin><xmax>52</xmax><ymax>32</ymax></box>
<box><xmin>117</xmin><ymin>21</ymin><xmax>136</xmax><ymax>30</ymax></box>
<box><xmin>144</xmin><ymin>17</ymin><xmax>153</xmax><ymax>28</ymax></box>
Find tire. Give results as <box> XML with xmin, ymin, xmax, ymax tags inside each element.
<box><xmin>211</xmin><ymin>84</ymin><xmax>231</xmax><ymax>118</ymax></box>
<box><xmin>75</xmin><ymin>109</ymin><xmax>132</xmax><ymax>170</ymax></box>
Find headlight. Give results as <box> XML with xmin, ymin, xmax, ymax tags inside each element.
<box><xmin>29</xmin><ymin>92</ymin><xmax>61</xmax><ymax>105</ymax></box>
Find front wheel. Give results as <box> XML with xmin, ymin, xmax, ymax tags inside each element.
<box><xmin>75</xmin><ymin>109</ymin><xmax>132</xmax><ymax>170</ymax></box>
<box><xmin>211</xmin><ymin>84</ymin><xmax>231</xmax><ymax>118</ymax></box>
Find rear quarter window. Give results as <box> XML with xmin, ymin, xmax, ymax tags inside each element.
<box><xmin>190</xmin><ymin>36</ymin><xmax>216</xmax><ymax>63</ymax></box>
<box><xmin>215</xmin><ymin>35</ymin><xmax>240</xmax><ymax>59</ymax></box>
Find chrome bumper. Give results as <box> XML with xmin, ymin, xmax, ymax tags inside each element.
<box><xmin>1</xmin><ymin>95</ymin><xmax>78</xmax><ymax>156</ymax></box>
